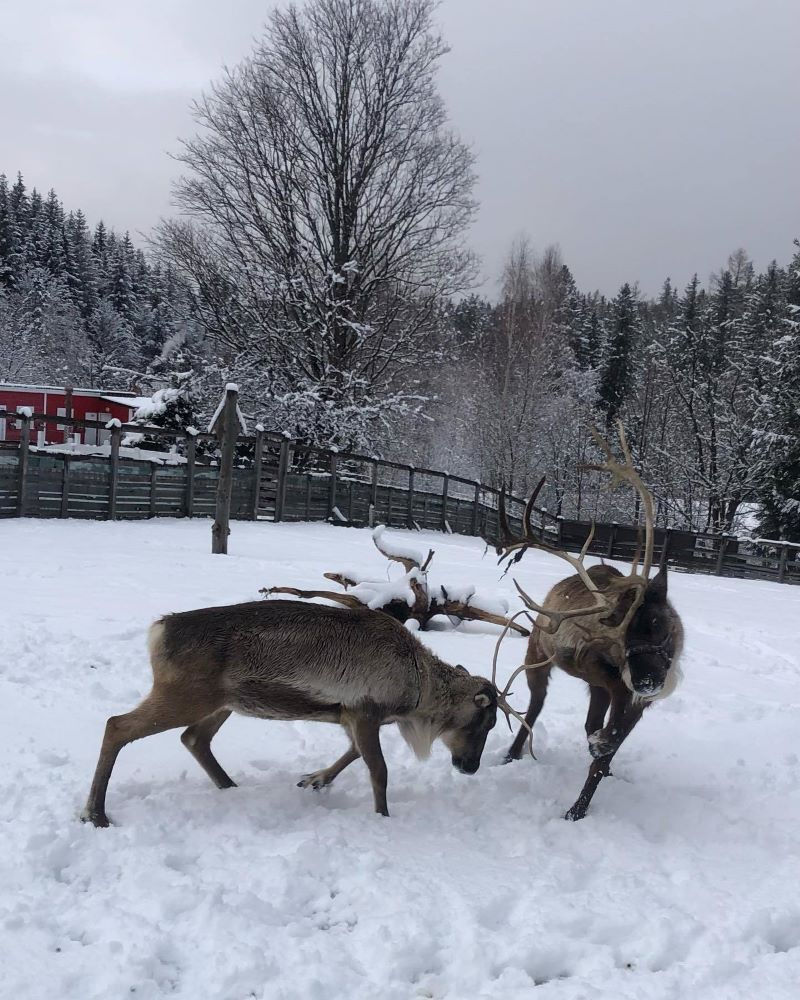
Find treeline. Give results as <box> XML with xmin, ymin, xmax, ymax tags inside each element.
<box><xmin>409</xmin><ymin>239</ymin><xmax>800</xmax><ymax>540</ymax></box>
<box><xmin>2</xmin><ymin>0</ymin><xmax>798</xmax><ymax>544</ymax></box>
<box><xmin>0</xmin><ymin>172</ymin><xmax>197</xmax><ymax>388</ymax></box>
<box><xmin>2</xmin><ymin>191</ymin><xmax>797</xmax><ymax>543</ymax></box>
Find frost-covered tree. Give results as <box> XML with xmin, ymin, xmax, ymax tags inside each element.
<box><xmin>755</xmin><ymin>241</ymin><xmax>800</xmax><ymax>541</ymax></box>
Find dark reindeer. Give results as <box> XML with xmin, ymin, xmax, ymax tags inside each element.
<box><xmin>493</xmin><ymin>425</ymin><xmax>684</xmax><ymax>820</ymax></box>
<box><xmin>81</xmin><ymin>600</ymin><xmax>520</xmax><ymax>827</ymax></box>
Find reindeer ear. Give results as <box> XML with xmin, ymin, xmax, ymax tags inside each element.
<box><xmin>474</xmin><ymin>692</ymin><xmax>492</xmax><ymax>708</ymax></box>
<box><xmin>646</xmin><ymin>568</ymin><xmax>668</xmax><ymax>601</ymax></box>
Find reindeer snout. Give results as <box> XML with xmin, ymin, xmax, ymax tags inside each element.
<box><xmin>633</xmin><ymin>677</ymin><xmax>663</xmax><ymax>698</ymax></box>
<box><xmin>452</xmin><ymin>756</ymin><xmax>480</xmax><ymax>775</ymax></box>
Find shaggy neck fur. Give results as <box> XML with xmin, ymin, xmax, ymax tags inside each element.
<box><xmin>397</xmin><ymin>654</ymin><xmax>473</xmax><ymax>760</ymax></box>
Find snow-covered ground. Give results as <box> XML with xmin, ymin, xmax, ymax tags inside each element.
<box><xmin>2</xmin><ymin>517</ymin><xmax>799</xmax><ymax>1000</ymax></box>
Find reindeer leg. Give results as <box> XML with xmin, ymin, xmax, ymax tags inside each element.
<box><xmin>587</xmin><ymin>681</ymin><xmax>641</xmax><ymax>759</ymax></box>
<box><xmin>181</xmin><ymin>709</ymin><xmax>236</xmax><ymax>789</ymax></box>
<box><xmin>350</xmin><ymin>715</ymin><xmax>389</xmax><ymax>817</ymax></box>
<box><xmin>82</xmin><ymin>686</ymin><xmax>221</xmax><ymax>828</ymax></box>
<box><xmin>585</xmin><ymin>686</ymin><xmax>611</xmax><ymax>742</ymax></box>
<box><xmin>298</xmin><ymin>739</ymin><xmax>360</xmax><ymax>790</ymax></box>
<box><xmin>504</xmin><ymin>664</ymin><xmax>552</xmax><ymax>763</ymax></box>
<box><xmin>566</xmin><ymin>692</ymin><xmax>646</xmax><ymax>821</ymax></box>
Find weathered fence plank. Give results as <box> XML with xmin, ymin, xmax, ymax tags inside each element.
<box><xmin>274</xmin><ymin>438</ymin><xmax>290</xmax><ymax>522</ymax></box>
<box><xmin>185</xmin><ymin>435</ymin><xmax>196</xmax><ymax>517</ymax></box>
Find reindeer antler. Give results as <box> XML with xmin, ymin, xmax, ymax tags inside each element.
<box><xmin>487</xmin><ymin>609</ymin><xmax>553</xmax><ymax>758</ymax></box>
<box><xmin>489</xmin><ymin>423</ymin><xmax>659</xmax><ymax>725</ymax></box>
<box><xmin>497</xmin><ymin>487</ymin><xmax>608</xmax><ymax>601</ymax></box>
<box><xmin>582</xmin><ymin>421</ymin><xmax>655</xmax><ymax>580</ymax></box>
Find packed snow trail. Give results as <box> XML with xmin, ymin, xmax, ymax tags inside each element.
<box><xmin>1</xmin><ymin>518</ymin><xmax>799</xmax><ymax>999</ymax></box>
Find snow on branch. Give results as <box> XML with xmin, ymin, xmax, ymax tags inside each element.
<box><xmin>261</xmin><ymin>526</ymin><xmax>528</xmax><ymax>635</ymax></box>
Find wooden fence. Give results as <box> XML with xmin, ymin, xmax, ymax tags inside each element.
<box><xmin>1</xmin><ymin>408</ymin><xmax>798</xmax><ymax>585</ymax></box>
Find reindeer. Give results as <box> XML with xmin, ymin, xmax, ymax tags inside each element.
<box><xmin>81</xmin><ymin>599</ymin><xmax>528</xmax><ymax>827</ymax></box>
<box><xmin>492</xmin><ymin>425</ymin><xmax>684</xmax><ymax>820</ymax></box>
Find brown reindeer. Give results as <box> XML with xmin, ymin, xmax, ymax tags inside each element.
<box><xmin>81</xmin><ymin>600</ymin><xmax>529</xmax><ymax>827</ymax></box>
<box><xmin>493</xmin><ymin>425</ymin><xmax>684</xmax><ymax>820</ymax></box>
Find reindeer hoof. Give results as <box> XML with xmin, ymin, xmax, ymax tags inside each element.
<box><xmin>80</xmin><ymin>808</ymin><xmax>111</xmax><ymax>828</ymax></box>
<box><xmin>297</xmin><ymin>771</ymin><xmax>332</xmax><ymax>790</ymax></box>
<box><xmin>564</xmin><ymin>804</ymin><xmax>587</xmax><ymax>822</ymax></box>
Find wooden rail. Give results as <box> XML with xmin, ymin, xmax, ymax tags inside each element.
<box><xmin>1</xmin><ymin>408</ymin><xmax>798</xmax><ymax>585</ymax></box>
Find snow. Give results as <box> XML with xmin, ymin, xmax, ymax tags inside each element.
<box><xmin>1</xmin><ymin>518</ymin><xmax>800</xmax><ymax>999</ymax></box>
<box><xmin>207</xmin><ymin>393</ymin><xmax>249</xmax><ymax>435</ymax></box>
<box><xmin>343</xmin><ymin>568</ymin><xmax>425</xmax><ymax>610</ymax></box>
<box><xmin>434</xmin><ymin>580</ymin><xmax>510</xmax><ymax>616</ymax></box>
<box><xmin>133</xmin><ymin>388</ymin><xmax>185</xmax><ymax>423</ymax></box>
<box><xmin>373</xmin><ymin>523</ymin><xmax>427</xmax><ymax>565</ymax></box>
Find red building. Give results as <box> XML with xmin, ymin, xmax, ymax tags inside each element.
<box><xmin>0</xmin><ymin>383</ymin><xmax>147</xmax><ymax>446</ymax></box>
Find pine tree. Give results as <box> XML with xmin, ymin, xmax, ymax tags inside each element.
<box><xmin>132</xmin><ymin>369</ymin><xmax>200</xmax><ymax>452</ymax></box>
<box><xmin>0</xmin><ymin>175</ymin><xmax>11</xmax><ymax>285</ymax></box>
<box><xmin>597</xmin><ymin>282</ymin><xmax>640</xmax><ymax>426</ymax></box>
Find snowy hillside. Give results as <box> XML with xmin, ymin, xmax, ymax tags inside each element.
<box><xmin>2</xmin><ymin>518</ymin><xmax>799</xmax><ymax>1000</ymax></box>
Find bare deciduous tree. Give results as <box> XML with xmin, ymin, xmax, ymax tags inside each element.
<box><xmin>158</xmin><ymin>0</ymin><xmax>477</xmax><ymax>451</ymax></box>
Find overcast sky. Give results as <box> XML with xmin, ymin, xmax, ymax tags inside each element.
<box><xmin>1</xmin><ymin>0</ymin><xmax>797</xmax><ymax>297</ymax></box>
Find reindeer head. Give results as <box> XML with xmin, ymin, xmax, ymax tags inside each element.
<box><xmin>620</xmin><ymin>568</ymin><xmax>682</xmax><ymax>700</ymax></box>
<box><xmin>439</xmin><ymin>675</ymin><xmax>498</xmax><ymax>774</ymax></box>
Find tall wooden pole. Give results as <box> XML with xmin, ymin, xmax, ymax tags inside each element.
<box><xmin>212</xmin><ymin>385</ymin><xmax>240</xmax><ymax>554</ymax></box>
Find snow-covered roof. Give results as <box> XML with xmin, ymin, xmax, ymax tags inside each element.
<box><xmin>0</xmin><ymin>382</ymin><xmax>136</xmax><ymax>396</ymax></box>
<box><xmin>101</xmin><ymin>395</ymin><xmax>154</xmax><ymax>409</ymax></box>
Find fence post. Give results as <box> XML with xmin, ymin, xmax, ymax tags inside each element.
<box><xmin>606</xmin><ymin>522</ymin><xmax>617</xmax><ymax>559</ymax></box>
<box><xmin>441</xmin><ymin>473</ymin><xmax>449</xmax><ymax>532</ymax></box>
<box><xmin>211</xmin><ymin>384</ymin><xmax>240</xmax><ymax>555</ymax></box>
<box><xmin>149</xmin><ymin>464</ymin><xmax>158</xmax><ymax>518</ymax></box>
<box><xmin>407</xmin><ymin>466</ymin><xmax>415</xmax><ymax>528</ymax></box>
<box><xmin>714</xmin><ymin>535</ymin><xmax>729</xmax><ymax>576</ymax></box>
<box><xmin>108</xmin><ymin>422</ymin><xmax>122</xmax><ymax>520</ymax></box>
<box><xmin>778</xmin><ymin>543</ymin><xmax>789</xmax><ymax>583</ymax></box>
<box><xmin>184</xmin><ymin>432</ymin><xmax>197</xmax><ymax>517</ymax></box>
<box><xmin>60</xmin><ymin>455</ymin><xmax>71</xmax><ymax>518</ymax></box>
<box><xmin>16</xmin><ymin>413</ymin><xmax>31</xmax><ymax>517</ymax></box>
<box><xmin>328</xmin><ymin>450</ymin><xmax>338</xmax><ymax>518</ymax></box>
<box><xmin>659</xmin><ymin>527</ymin><xmax>672</xmax><ymax>570</ymax></box>
<box><xmin>368</xmin><ymin>460</ymin><xmax>379</xmax><ymax>526</ymax></box>
<box><xmin>470</xmin><ymin>482</ymin><xmax>481</xmax><ymax>535</ymax></box>
<box><xmin>274</xmin><ymin>437</ymin><xmax>290</xmax><ymax>522</ymax></box>
<box><xmin>556</xmin><ymin>516</ymin><xmax>564</xmax><ymax>547</ymax></box>
<box><xmin>251</xmin><ymin>425</ymin><xmax>264</xmax><ymax>520</ymax></box>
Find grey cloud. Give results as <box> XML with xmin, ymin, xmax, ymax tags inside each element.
<box><xmin>2</xmin><ymin>0</ymin><xmax>798</xmax><ymax>296</ymax></box>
